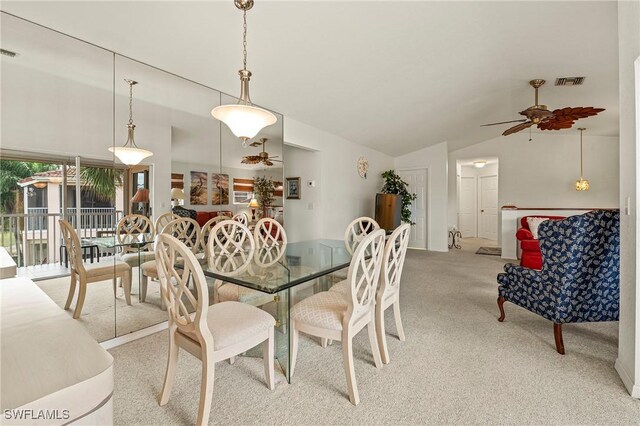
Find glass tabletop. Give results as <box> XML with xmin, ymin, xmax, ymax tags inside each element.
<box><xmin>82</xmin><ymin>233</ymin><xmax>154</xmax><ymax>249</ymax></box>
<box><xmin>201</xmin><ymin>239</ymin><xmax>351</xmax><ymax>294</ymax></box>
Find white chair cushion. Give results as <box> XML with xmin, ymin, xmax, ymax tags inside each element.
<box><xmin>329</xmin><ymin>279</ymin><xmax>349</xmax><ymax>294</ymax></box>
<box><xmin>84</xmin><ymin>260</ymin><xmax>129</xmax><ymax>278</ymax></box>
<box><xmin>217</xmin><ymin>283</ymin><xmax>274</xmax><ymax>306</ymax></box>
<box><xmin>118</xmin><ymin>251</ymin><xmax>155</xmax><ymax>267</ymax></box>
<box><xmin>179</xmin><ymin>301</ymin><xmax>274</xmax><ymax>350</ymax></box>
<box><xmin>141</xmin><ymin>260</ymin><xmax>158</xmax><ymax>278</ymax></box>
<box><xmin>291</xmin><ymin>291</ymin><xmax>347</xmax><ymax>331</ymax></box>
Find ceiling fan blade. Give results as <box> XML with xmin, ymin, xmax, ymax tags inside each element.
<box><xmin>263</xmin><ymin>160</ymin><xmax>274</xmax><ymax>166</ymax></box>
<box><xmin>537</xmin><ymin>106</ymin><xmax>605</xmax><ymax>131</ymax></box>
<box><xmin>502</xmin><ymin>121</ymin><xmax>534</xmax><ymax>136</ymax></box>
<box><xmin>268</xmin><ymin>158</ymin><xmax>283</xmax><ymax>162</ymax></box>
<box><xmin>480</xmin><ymin>119</ymin><xmax>528</xmax><ymax>127</ymax></box>
<box><xmin>249</xmin><ymin>141</ymin><xmax>262</xmax><ymax>147</ymax></box>
<box><xmin>241</xmin><ymin>156</ymin><xmax>261</xmax><ymax>164</ymax></box>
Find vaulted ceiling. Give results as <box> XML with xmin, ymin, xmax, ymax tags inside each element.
<box><xmin>1</xmin><ymin>1</ymin><xmax>619</xmax><ymax>156</ymax></box>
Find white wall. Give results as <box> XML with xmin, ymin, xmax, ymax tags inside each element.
<box><xmin>394</xmin><ymin>142</ymin><xmax>449</xmax><ymax>252</ymax></box>
<box><xmin>283</xmin><ymin>145</ymin><xmax>321</xmax><ymax>242</ymax></box>
<box><xmin>284</xmin><ymin>118</ymin><xmax>394</xmax><ymax>240</ymax></box>
<box><xmin>447</xmin><ymin>132</ymin><xmax>619</xmax><ymax>243</ymax></box>
<box><xmin>616</xmin><ymin>0</ymin><xmax>640</xmax><ymax>399</ymax></box>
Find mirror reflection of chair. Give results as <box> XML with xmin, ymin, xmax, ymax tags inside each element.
<box><xmin>155</xmin><ymin>212</ymin><xmax>179</xmax><ymax>235</ymax></box>
<box><xmin>141</xmin><ymin>217</ymin><xmax>201</xmax><ymax>306</ymax></box>
<box><xmin>330</xmin><ymin>223</ymin><xmax>411</xmax><ymax>364</ymax></box>
<box><xmin>200</xmin><ymin>216</ymin><xmax>231</xmax><ymax>257</ymax></box>
<box><xmin>290</xmin><ymin>229</ymin><xmax>386</xmax><ymax>405</ymax></box>
<box><xmin>154</xmin><ymin>233</ymin><xmax>275</xmax><ymax>426</ymax></box>
<box><xmin>232</xmin><ymin>212</ymin><xmax>249</xmax><ymax>226</ymax></box>
<box><xmin>59</xmin><ymin>219</ymin><xmax>132</xmax><ymax>319</ymax></box>
<box><xmin>116</xmin><ymin>214</ymin><xmax>155</xmax><ymax>284</ymax></box>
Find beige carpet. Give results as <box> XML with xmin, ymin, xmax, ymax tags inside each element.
<box><xmin>108</xmin><ymin>239</ymin><xmax>640</xmax><ymax>425</ymax></box>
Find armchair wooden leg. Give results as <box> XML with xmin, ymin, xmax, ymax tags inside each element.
<box><xmin>553</xmin><ymin>323</ymin><xmax>565</xmax><ymax>355</ymax></box>
<box><xmin>497</xmin><ymin>297</ymin><xmax>506</xmax><ymax>322</ymax></box>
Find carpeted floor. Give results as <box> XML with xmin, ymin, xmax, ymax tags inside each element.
<box><xmin>108</xmin><ymin>238</ymin><xmax>640</xmax><ymax>425</ymax></box>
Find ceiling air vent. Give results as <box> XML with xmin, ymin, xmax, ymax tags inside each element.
<box><xmin>0</xmin><ymin>48</ymin><xmax>18</xmax><ymax>58</ymax></box>
<box><xmin>555</xmin><ymin>76</ymin><xmax>585</xmax><ymax>86</ymax></box>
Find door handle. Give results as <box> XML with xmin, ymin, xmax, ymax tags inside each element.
<box><xmin>481</xmin><ymin>209</ymin><xmax>485</xmax><ymax>213</ymax></box>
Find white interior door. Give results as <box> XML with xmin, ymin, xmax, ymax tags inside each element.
<box><xmin>399</xmin><ymin>169</ymin><xmax>427</xmax><ymax>249</ymax></box>
<box><xmin>479</xmin><ymin>175</ymin><xmax>498</xmax><ymax>241</ymax></box>
<box><xmin>458</xmin><ymin>176</ymin><xmax>476</xmax><ymax>237</ymax></box>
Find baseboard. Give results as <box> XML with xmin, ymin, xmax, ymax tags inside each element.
<box><xmin>100</xmin><ymin>321</ymin><xmax>168</xmax><ymax>350</ymax></box>
<box><xmin>615</xmin><ymin>358</ymin><xmax>640</xmax><ymax>398</ymax></box>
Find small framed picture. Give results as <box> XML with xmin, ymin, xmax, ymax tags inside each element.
<box><xmin>286</xmin><ymin>177</ymin><xmax>301</xmax><ymax>200</ymax></box>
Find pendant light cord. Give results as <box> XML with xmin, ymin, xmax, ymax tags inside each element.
<box><xmin>128</xmin><ymin>82</ymin><xmax>134</xmax><ymax>125</ymax></box>
<box><xmin>580</xmin><ymin>129</ymin><xmax>584</xmax><ymax>179</ymax></box>
<box><xmin>242</xmin><ymin>9</ymin><xmax>248</xmax><ymax>70</ymax></box>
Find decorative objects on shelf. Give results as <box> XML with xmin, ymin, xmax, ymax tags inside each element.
<box><xmin>109</xmin><ymin>79</ymin><xmax>153</xmax><ymax>165</ymax></box>
<box><xmin>211</xmin><ymin>173</ymin><xmax>229</xmax><ymax>205</ymax></box>
<box><xmin>381</xmin><ymin>170</ymin><xmax>417</xmax><ymax>225</ymax></box>
<box><xmin>248</xmin><ymin>197</ymin><xmax>259</xmax><ymax>220</ymax></box>
<box><xmin>357</xmin><ymin>157</ymin><xmax>369</xmax><ymax>178</ymax></box>
<box><xmin>285</xmin><ymin>177</ymin><xmax>301</xmax><ymax>200</ymax></box>
<box><xmin>211</xmin><ymin>0</ymin><xmax>276</xmax><ymax>146</ymax></box>
<box><xmin>253</xmin><ymin>176</ymin><xmax>275</xmax><ymax>218</ymax></box>
<box><xmin>190</xmin><ymin>171</ymin><xmax>208</xmax><ymax>205</ymax></box>
<box><xmin>575</xmin><ymin>128</ymin><xmax>590</xmax><ymax>191</ymax></box>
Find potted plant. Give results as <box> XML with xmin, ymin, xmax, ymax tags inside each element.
<box><xmin>253</xmin><ymin>176</ymin><xmax>275</xmax><ymax>218</ymax></box>
<box><xmin>380</xmin><ymin>170</ymin><xmax>417</xmax><ymax>224</ymax></box>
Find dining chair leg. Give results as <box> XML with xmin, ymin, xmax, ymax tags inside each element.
<box><xmin>367</xmin><ymin>319</ymin><xmax>383</xmax><ymax>369</ymax></box>
<box><xmin>321</xmin><ymin>338</ymin><xmax>328</xmax><ymax>348</ymax></box>
<box><xmin>122</xmin><ymin>272</ymin><xmax>132</xmax><ymax>305</ymax></box>
<box><xmin>140</xmin><ymin>274</ymin><xmax>148</xmax><ymax>303</ymax></box>
<box><xmin>228</xmin><ymin>356</ymin><xmax>236</xmax><ymax>365</ymax></box>
<box><xmin>64</xmin><ymin>272</ymin><xmax>77</xmax><ymax>310</ymax></box>
<box><xmin>393</xmin><ymin>300</ymin><xmax>406</xmax><ymax>342</ymax></box>
<box><xmin>196</xmin><ymin>350</ymin><xmax>215</xmax><ymax>426</ymax></box>
<box><xmin>73</xmin><ymin>280</ymin><xmax>87</xmax><ymax>319</ymax></box>
<box><xmin>376</xmin><ymin>303</ymin><xmax>390</xmax><ymax>364</ymax></box>
<box><xmin>290</xmin><ymin>324</ymin><xmax>299</xmax><ymax>377</ymax></box>
<box><xmin>342</xmin><ymin>331</ymin><xmax>359</xmax><ymax>405</ymax></box>
<box><xmin>263</xmin><ymin>327</ymin><xmax>275</xmax><ymax>390</ymax></box>
<box><xmin>159</xmin><ymin>329</ymin><xmax>179</xmax><ymax>406</ymax></box>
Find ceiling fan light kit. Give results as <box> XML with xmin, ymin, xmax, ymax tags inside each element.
<box><xmin>211</xmin><ymin>0</ymin><xmax>277</xmax><ymax>147</ymax></box>
<box><xmin>481</xmin><ymin>79</ymin><xmax>605</xmax><ymax>137</ymax></box>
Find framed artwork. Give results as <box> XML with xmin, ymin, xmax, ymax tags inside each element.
<box><xmin>190</xmin><ymin>171</ymin><xmax>208</xmax><ymax>205</ymax></box>
<box><xmin>211</xmin><ymin>173</ymin><xmax>229</xmax><ymax>205</ymax></box>
<box><xmin>286</xmin><ymin>177</ymin><xmax>301</xmax><ymax>200</ymax></box>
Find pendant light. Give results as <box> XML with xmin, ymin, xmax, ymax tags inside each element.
<box><xmin>109</xmin><ymin>79</ymin><xmax>153</xmax><ymax>166</ymax></box>
<box><xmin>575</xmin><ymin>128</ymin><xmax>590</xmax><ymax>191</ymax></box>
<box><xmin>211</xmin><ymin>0</ymin><xmax>277</xmax><ymax>147</ymax></box>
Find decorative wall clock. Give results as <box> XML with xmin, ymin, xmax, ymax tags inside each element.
<box><xmin>357</xmin><ymin>157</ymin><xmax>369</xmax><ymax>179</ymax></box>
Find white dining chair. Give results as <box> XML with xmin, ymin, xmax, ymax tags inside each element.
<box><xmin>331</xmin><ymin>223</ymin><xmax>411</xmax><ymax>363</ymax></box>
<box><xmin>154</xmin><ymin>233</ymin><xmax>275</xmax><ymax>426</ymax></box>
<box><xmin>232</xmin><ymin>212</ymin><xmax>249</xmax><ymax>226</ymax></box>
<box><xmin>290</xmin><ymin>229</ymin><xmax>386</xmax><ymax>405</ymax></box>
<box><xmin>141</xmin><ymin>217</ymin><xmax>201</xmax><ymax>304</ymax></box>
<box><xmin>200</xmin><ymin>215</ymin><xmax>231</xmax><ymax>257</ymax></box>
<box><xmin>209</xmin><ymin>220</ymin><xmax>274</xmax><ymax>307</ymax></box>
<box><xmin>116</xmin><ymin>214</ymin><xmax>155</xmax><ymax>284</ymax></box>
<box><xmin>331</xmin><ymin>216</ymin><xmax>380</xmax><ymax>283</ymax></box>
<box><xmin>59</xmin><ymin>219</ymin><xmax>131</xmax><ymax>319</ymax></box>
<box><xmin>155</xmin><ymin>212</ymin><xmax>178</xmax><ymax>234</ymax></box>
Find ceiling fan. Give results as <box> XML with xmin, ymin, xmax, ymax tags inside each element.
<box><xmin>241</xmin><ymin>138</ymin><xmax>282</xmax><ymax>167</ymax></box>
<box><xmin>481</xmin><ymin>79</ymin><xmax>605</xmax><ymax>136</ymax></box>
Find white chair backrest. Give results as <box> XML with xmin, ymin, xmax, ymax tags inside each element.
<box><xmin>254</xmin><ymin>218</ymin><xmax>287</xmax><ymax>247</ymax></box>
<box><xmin>162</xmin><ymin>217</ymin><xmax>201</xmax><ymax>254</ymax></box>
<box><xmin>200</xmin><ymin>216</ymin><xmax>231</xmax><ymax>254</ymax></box>
<box><xmin>232</xmin><ymin>212</ymin><xmax>249</xmax><ymax>226</ymax></box>
<box><xmin>155</xmin><ymin>213</ymin><xmax>178</xmax><ymax>234</ymax></box>
<box><xmin>344</xmin><ymin>217</ymin><xmax>380</xmax><ymax>255</ymax></box>
<box><xmin>346</xmin><ymin>229</ymin><xmax>386</xmax><ymax>323</ymax></box>
<box><xmin>155</xmin><ymin>233</ymin><xmax>212</xmax><ymax>345</ymax></box>
<box><xmin>378</xmin><ymin>224</ymin><xmax>411</xmax><ymax>299</ymax></box>
<box><xmin>117</xmin><ymin>214</ymin><xmax>155</xmax><ymax>254</ymax></box>
<box><xmin>59</xmin><ymin>219</ymin><xmax>86</xmax><ymax>274</ymax></box>
<box><xmin>207</xmin><ymin>220</ymin><xmax>255</xmax><ymax>276</ymax></box>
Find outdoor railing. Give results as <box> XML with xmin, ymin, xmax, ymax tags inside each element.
<box><xmin>1</xmin><ymin>208</ymin><xmax>124</xmax><ymax>267</ymax></box>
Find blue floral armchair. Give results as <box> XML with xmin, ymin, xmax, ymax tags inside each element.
<box><xmin>497</xmin><ymin>210</ymin><xmax>620</xmax><ymax>354</ymax></box>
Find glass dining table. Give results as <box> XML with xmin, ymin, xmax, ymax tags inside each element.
<box><xmin>200</xmin><ymin>239</ymin><xmax>351</xmax><ymax>383</ymax></box>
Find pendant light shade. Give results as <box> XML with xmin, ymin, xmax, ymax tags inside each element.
<box><xmin>212</xmin><ymin>0</ymin><xmax>276</xmax><ymax>145</ymax></box>
<box><xmin>109</xmin><ymin>80</ymin><xmax>153</xmax><ymax>166</ymax></box>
